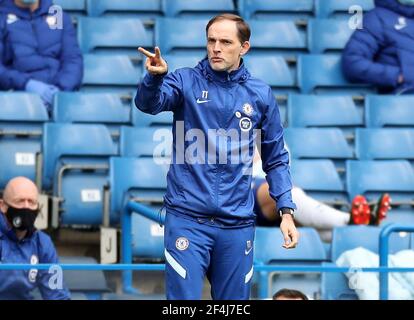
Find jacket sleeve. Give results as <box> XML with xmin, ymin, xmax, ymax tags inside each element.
<box><xmin>37</xmin><ymin>233</ymin><xmax>71</xmax><ymax>300</ymax></box>
<box><xmin>0</xmin><ymin>15</ymin><xmax>30</xmax><ymax>90</ymax></box>
<box><xmin>342</xmin><ymin>10</ymin><xmax>400</xmax><ymax>87</ymax></box>
<box><xmin>260</xmin><ymin>88</ymin><xmax>296</xmax><ymax>211</ymax></box>
<box><xmin>134</xmin><ymin>70</ymin><xmax>183</xmax><ymax>115</ymax></box>
<box><xmin>54</xmin><ymin>13</ymin><xmax>83</xmax><ymax>91</ymax></box>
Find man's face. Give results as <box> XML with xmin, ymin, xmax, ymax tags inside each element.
<box><xmin>207</xmin><ymin>19</ymin><xmax>250</xmax><ymax>73</ymax></box>
<box><xmin>0</xmin><ymin>183</ymin><xmax>39</xmax><ymax>214</ymax></box>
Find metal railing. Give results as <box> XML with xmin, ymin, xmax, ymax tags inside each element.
<box><xmin>1</xmin><ymin>201</ymin><xmax>414</xmax><ymax>300</ymax></box>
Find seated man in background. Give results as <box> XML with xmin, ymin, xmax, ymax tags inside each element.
<box><xmin>253</xmin><ymin>152</ymin><xmax>390</xmax><ymax>242</ymax></box>
<box><xmin>0</xmin><ymin>0</ymin><xmax>83</xmax><ymax>112</ymax></box>
<box><xmin>0</xmin><ymin>176</ymin><xmax>70</xmax><ymax>300</ymax></box>
<box><xmin>342</xmin><ymin>0</ymin><xmax>414</xmax><ymax>94</ymax></box>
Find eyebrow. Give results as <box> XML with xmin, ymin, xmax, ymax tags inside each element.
<box><xmin>208</xmin><ymin>37</ymin><xmax>234</xmax><ymax>42</ymax></box>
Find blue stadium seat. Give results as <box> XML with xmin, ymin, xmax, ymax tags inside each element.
<box><xmin>255</xmin><ymin>227</ymin><xmax>327</xmax><ymax>263</ymax></box>
<box><xmin>0</xmin><ymin>93</ymin><xmax>48</xmax><ymax>189</ymax></box>
<box><xmin>244</xmin><ymin>56</ymin><xmax>295</xmax><ymax>88</ymax></box>
<box><xmin>82</xmin><ymin>54</ymin><xmax>140</xmax><ymax>90</ymax></box>
<box><xmin>287</xmin><ymin>94</ymin><xmax>363</xmax><ymax>128</ymax></box>
<box><xmin>120</xmin><ymin>126</ymin><xmax>172</xmax><ymax>158</ymax></box>
<box><xmin>365</xmin><ymin>95</ymin><xmax>414</xmax><ymax>128</ymax></box>
<box><xmin>109</xmin><ymin>157</ymin><xmax>168</xmax><ymax>259</ymax></box>
<box><xmin>248</xmin><ymin>20</ymin><xmax>306</xmax><ymax>51</ymax></box>
<box><xmin>86</xmin><ymin>0</ymin><xmax>163</xmax><ymax>18</ymax></box>
<box><xmin>284</xmin><ymin>128</ymin><xmax>353</xmax><ymax>159</ymax></box>
<box><xmin>54</xmin><ymin>92</ymin><xmax>131</xmax><ymax>125</ymax></box>
<box><xmin>42</xmin><ymin>123</ymin><xmax>117</xmax><ymax>226</ymax></box>
<box><xmin>163</xmin><ymin>0</ymin><xmax>235</xmax><ymax>17</ymax></box>
<box><xmin>291</xmin><ymin>159</ymin><xmax>348</xmax><ymax>206</ymax></box>
<box><xmin>308</xmin><ymin>19</ymin><xmax>353</xmax><ymax>53</ymax></box>
<box><xmin>78</xmin><ymin>18</ymin><xmax>153</xmax><ymax>54</ymax></box>
<box><xmin>53</xmin><ymin>93</ymin><xmax>132</xmax><ymax>143</ymax></box>
<box><xmin>385</xmin><ymin>210</ymin><xmax>414</xmax><ymax>225</ymax></box>
<box><xmin>331</xmin><ymin>226</ymin><xmax>411</xmax><ymax>261</ymax></box>
<box><xmin>238</xmin><ymin>0</ymin><xmax>314</xmax><ymax>20</ymax></box>
<box><xmin>60</xmin><ymin>256</ymin><xmax>111</xmax><ymax>300</ymax></box>
<box><xmin>355</xmin><ymin>129</ymin><xmax>414</xmax><ymax>160</ymax></box>
<box><xmin>298</xmin><ymin>54</ymin><xmax>371</xmax><ymax>93</ymax></box>
<box><xmin>255</xmin><ymin>227</ymin><xmax>327</xmax><ymax>299</ymax></box>
<box><xmin>321</xmin><ymin>225</ymin><xmax>410</xmax><ymax>300</ymax></box>
<box><xmin>346</xmin><ymin>160</ymin><xmax>414</xmax><ymax>200</ymax></box>
<box><xmin>53</xmin><ymin>0</ymin><xmax>86</xmax><ymax>16</ymax></box>
<box><xmin>291</xmin><ymin>160</ymin><xmax>344</xmax><ymax>191</ymax></box>
<box><xmin>155</xmin><ymin>18</ymin><xmax>207</xmax><ymax>55</ymax></box>
<box><xmin>132</xmin><ymin>108</ymin><xmax>173</xmax><ymax>128</ymax></box>
<box><xmin>315</xmin><ymin>0</ymin><xmax>374</xmax><ymax>18</ymax></box>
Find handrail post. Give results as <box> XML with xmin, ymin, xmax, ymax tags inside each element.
<box><xmin>379</xmin><ymin>224</ymin><xmax>414</xmax><ymax>300</ymax></box>
<box><xmin>121</xmin><ymin>202</ymin><xmax>137</xmax><ymax>294</ymax></box>
<box><xmin>121</xmin><ymin>201</ymin><xmax>165</xmax><ymax>294</ymax></box>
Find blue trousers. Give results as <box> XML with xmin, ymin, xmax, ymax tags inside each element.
<box><xmin>164</xmin><ymin>211</ymin><xmax>255</xmax><ymax>300</ymax></box>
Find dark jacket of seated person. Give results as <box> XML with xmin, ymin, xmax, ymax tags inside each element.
<box><xmin>342</xmin><ymin>0</ymin><xmax>414</xmax><ymax>94</ymax></box>
<box><xmin>0</xmin><ymin>0</ymin><xmax>83</xmax><ymax>108</ymax></box>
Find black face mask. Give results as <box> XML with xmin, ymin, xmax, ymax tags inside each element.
<box><xmin>5</xmin><ymin>204</ymin><xmax>39</xmax><ymax>233</ymax></box>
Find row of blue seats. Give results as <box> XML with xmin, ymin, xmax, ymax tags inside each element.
<box><xmin>78</xmin><ymin>18</ymin><xmax>354</xmax><ymax>54</ymax></box>
<box><xmin>15</xmin><ymin>122</ymin><xmax>414</xmax><ymax>226</ymax></box>
<box><xmin>81</xmin><ymin>53</ymin><xmax>369</xmax><ymax>94</ymax></box>
<box><xmin>56</xmin><ymin>0</ymin><xmax>374</xmax><ymax>19</ymax></box>
<box><xmin>76</xmin><ymin>17</ymin><xmax>353</xmax><ymax>55</ymax></box>
<box><xmin>2</xmin><ymin>92</ymin><xmax>414</xmax><ymax>129</ymax></box>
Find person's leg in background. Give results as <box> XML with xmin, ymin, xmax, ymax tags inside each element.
<box><xmin>255</xmin><ymin>181</ymin><xmax>390</xmax><ymax>241</ymax></box>
<box><xmin>255</xmin><ymin>182</ymin><xmax>350</xmax><ymax>228</ymax></box>
<box><xmin>291</xmin><ymin>187</ymin><xmax>350</xmax><ymax>229</ymax></box>
<box><xmin>164</xmin><ymin>212</ymin><xmax>215</xmax><ymax>300</ymax></box>
<box><xmin>207</xmin><ymin>224</ymin><xmax>255</xmax><ymax>300</ymax></box>
<box><xmin>255</xmin><ymin>182</ymin><xmax>350</xmax><ymax>242</ymax></box>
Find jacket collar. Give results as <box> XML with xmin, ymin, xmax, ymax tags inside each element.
<box><xmin>197</xmin><ymin>57</ymin><xmax>250</xmax><ymax>84</ymax></box>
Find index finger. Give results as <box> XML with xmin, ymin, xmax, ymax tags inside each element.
<box><xmin>154</xmin><ymin>46</ymin><xmax>162</xmax><ymax>59</ymax></box>
<box><xmin>138</xmin><ymin>47</ymin><xmax>155</xmax><ymax>58</ymax></box>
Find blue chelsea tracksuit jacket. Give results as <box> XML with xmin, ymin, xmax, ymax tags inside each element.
<box><xmin>342</xmin><ymin>0</ymin><xmax>414</xmax><ymax>93</ymax></box>
<box><xmin>0</xmin><ymin>213</ymin><xmax>70</xmax><ymax>300</ymax></box>
<box><xmin>135</xmin><ymin>57</ymin><xmax>296</xmax><ymax>299</ymax></box>
<box><xmin>0</xmin><ymin>0</ymin><xmax>83</xmax><ymax>91</ymax></box>
<box><xmin>135</xmin><ymin>58</ymin><xmax>296</xmax><ymax>225</ymax></box>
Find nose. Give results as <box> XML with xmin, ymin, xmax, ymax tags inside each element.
<box><xmin>213</xmin><ymin>41</ymin><xmax>221</xmax><ymax>53</ymax></box>
<box><xmin>22</xmin><ymin>199</ymin><xmax>36</xmax><ymax>209</ymax></box>
<box><xmin>23</xmin><ymin>200</ymin><xmax>31</xmax><ymax>208</ymax></box>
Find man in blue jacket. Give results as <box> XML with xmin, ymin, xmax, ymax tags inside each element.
<box><xmin>342</xmin><ymin>0</ymin><xmax>414</xmax><ymax>94</ymax></box>
<box><xmin>0</xmin><ymin>0</ymin><xmax>83</xmax><ymax>110</ymax></box>
<box><xmin>0</xmin><ymin>176</ymin><xmax>70</xmax><ymax>300</ymax></box>
<box><xmin>136</xmin><ymin>14</ymin><xmax>298</xmax><ymax>300</ymax></box>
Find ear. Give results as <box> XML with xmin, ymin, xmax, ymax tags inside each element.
<box><xmin>240</xmin><ymin>41</ymin><xmax>250</xmax><ymax>56</ymax></box>
<box><xmin>0</xmin><ymin>199</ymin><xmax>7</xmax><ymax>214</ymax></box>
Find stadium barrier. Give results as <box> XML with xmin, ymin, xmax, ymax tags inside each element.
<box><xmin>1</xmin><ymin>201</ymin><xmax>413</xmax><ymax>300</ymax></box>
